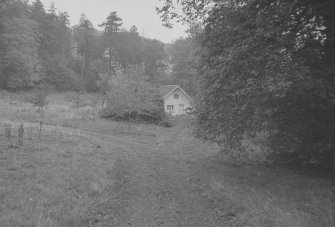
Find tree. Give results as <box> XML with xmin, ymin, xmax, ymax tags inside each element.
<box><xmin>0</xmin><ymin>0</ymin><xmax>42</xmax><ymax>89</ymax></box>
<box><xmin>114</xmin><ymin>30</ymin><xmax>142</xmax><ymax>68</ymax></box>
<box><xmin>26</xmin><ymin>92</ymin><xmax>48</xmax><ymax>115</ymax></box>
<box><xmin>0</xmin><ymin>2</ymin><xmax>171</xmax><ymax>92</ymax></box>
<box><xmin>96</xmin><ymin>71</ymin><xmax>110</xmax><ymax>108</ymax></box>
<box><xmin>158</xmin><ymin>0</ymin><xmax>335</xmax><ymax>165</ymax></box>
<box><xmin>166</xmin><ymin>36</ymin><xmax>199</xmax><ymax>96</ymax></box>
<box><xmin>30</xmin><ymin>0</ymin><xmax>45</xmax><ymax>23</ymax></box>
<box><xmin>112</xmin><ymin>28</ymin><xmax>168</xmax><ymax>81</ymax></box>
<box><xmin>30</xmin><ymin>1</ymin><xmax>78</xmax><ymax>90</ymax></box>
<box><xmin>99</xmin><ymin>11</ymin><xmax>123</xmax><ymax>76</ymax></box>
<box><xmin>65</xmin><ymin>93</ymin><xmax>84</xmax><ymax>117</ymax></box>
<box><xmin>26</xmin><ymin>91</ymin><xmax>48</xmax><ymax>142</ymax></box>
<box><xmin>73</xmin><ymin>14</ymin><xmax>101</xmax><ymax>91</ymax></box>
<box><xmin>141</xmin><ymin>38</ymin><xmax>167</xmax><ymax>82</ymax></box>
<box><xmin>104</xmin><ymin>65</ymin><xmax>165</xmax><ymax>126</ymax></box>
<box><xmin>130</xmin><ymin>25</ymin><xmax>139</xmax><ymax>36</ymax></box>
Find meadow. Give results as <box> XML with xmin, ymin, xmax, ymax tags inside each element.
<box><xmin>0</xmin><ymin>90</ymin><xmax>334</xmax><ymax>226</ymax></box>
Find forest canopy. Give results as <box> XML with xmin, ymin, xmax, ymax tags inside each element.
<box><xmin>0</xmin><ymin>0</ymin><xmax>169</xmax><ymax>91</ymax></box>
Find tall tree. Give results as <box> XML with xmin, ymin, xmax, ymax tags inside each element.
<box><xmin>0</xmin><ymin>0</ymin><xmax>42</xmax><ymax>88</ymax></box>
<box><xmin>73</xmin><ymin>14</ymin><xmax>101</xmax><ymax>91</ymax></box>
<box><xmin>141</xmin><ymin>38</ymin><xmax>167</xmax><ymax>81</ymax></box>
<box><xmin>166</xmin><ymin>36</ymin><xmax>199</xmax><ymax>95</ymax></box>
<box><xmin>99</xmin><ymin>11</ymin><xmax>123</xmax><ymax>76</ymax></box>
<box><xmin>130</xmin><ymin>25</ymin><xmax>139</xmax><ymax>36</ymax></box>
<box><xmin>30</xmin><ymin>0</ymin><xmax>45</xmax><ymax>22</ymax></box>
<box><xmin>33</xmin><ymin>1</ymin><xmax>78</xmax><ymax>90</ymax></box>
<box><xmin>112</xmin><ymin>29</ymin><xmax>142</xmax><ymax>68</ymax></box>
<box><xmin>158</xmin><ymin>0</ymin><xmax>335</xmax><ymax>165</ymax></box>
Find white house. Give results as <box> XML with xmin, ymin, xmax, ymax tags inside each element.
<box><xmin>160</xmin><ymin>85</ymin><xmax>192</xmax><ymax>116</ymax></box>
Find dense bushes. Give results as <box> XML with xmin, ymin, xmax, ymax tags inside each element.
<box><xmin>194</xmin><ymin>1</ymin><xmax>335</xmax><ymax>167</ymax></box>
<box><xmin>101</xmin><ymin>106</ymin><xmax>169</xmax><ymax>125</ymax></box>
<box><xmin>100</xmin><ymin>97</ymin><xmax>167</xmax><ymax>125</ymax></box>
<box><xmin>100</xmin><ymin>65</ymin><xmax>170</xmax><ymax>126</ymax></box>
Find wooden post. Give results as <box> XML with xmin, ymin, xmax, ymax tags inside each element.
<box><xmin>18</xmin><ymin>124</ymin><xmax>24</xmax><ymax>147</ymax></box>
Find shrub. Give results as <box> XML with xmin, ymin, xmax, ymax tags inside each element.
<box><xmin>101</xmin><ymin>98</ymin><xmax>169</xmax><ymax>126</ymax></box>
<box><xmin>65</xmin><ymin>93</ymin><xmax>85</xmax><ymax>109</ymax></box>
<box><xmin>101</xmin><ymin>65</ymin><xmax>170</xmax><ymax>126</ymax></box>
<box><xmin>25</xmin><ymin>92</ymin><xmax>48</xmax><ymax>115</ymax></box>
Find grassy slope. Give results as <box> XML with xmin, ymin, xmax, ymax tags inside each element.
<box><xmin>0</xmin><ymin>90</ymin><xmax>334</xmax><ymax>226</ymax></box>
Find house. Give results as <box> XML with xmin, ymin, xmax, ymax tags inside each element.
<box><xmin>160</xmin><ymin>85</ymin><xmax>192</xmax><ymax>116</ymax></box>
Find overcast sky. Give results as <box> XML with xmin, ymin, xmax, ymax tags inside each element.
<box><xmin>38</xmin><ymin>0</ymin><xmax>187</xmax><ymax>43</ymax></box>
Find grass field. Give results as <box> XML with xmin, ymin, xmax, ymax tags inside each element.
<box><xmin>0</xmin><ymin>90</ymin><xmax>334</xmax><ymax>226</ymax></box>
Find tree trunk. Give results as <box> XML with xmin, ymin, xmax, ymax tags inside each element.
<box><xmin>108</xmin><ymin>48</ymin><xmax>113</xmax><ymax>77</ymax></box>
<box><xmin>81</xmin><ymin>55</ymin><xmax>86</xmax><ymax>78</ymax></box>
<box><xmin>38</xmin><ymin>120</ymin><xmax>42</xmax><ymax>142</ymax></box>
<box><xmin>101</xmin><ymin>92</ymin><xmax>104</xmax><ymax>109</ymax></box>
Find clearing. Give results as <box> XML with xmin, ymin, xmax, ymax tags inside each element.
<box><xmin>0</xmin><ymin>91</ymin><xmax>334</xmax><ymax>226</ymax></box>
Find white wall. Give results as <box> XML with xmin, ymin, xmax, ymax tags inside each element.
<box><xmin>164</xmin><ymin>88</ymin><xmax>192</xmax><ymax>116</ymax></box>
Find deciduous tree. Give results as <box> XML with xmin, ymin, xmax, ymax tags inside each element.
<box><xmin>158</xmin><ymin>0</ymin><xmax>335</xmax><ymax>165</ymax></box>
<box><xmin>0</xmin><ymin>0</ymin><xmax>42</xmax><ymax>89</ymax></box>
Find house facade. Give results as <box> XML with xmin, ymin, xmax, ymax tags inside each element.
<box><xmin>160</xmin><ymin>85</ymin><xmax>192</xmax><ymax>116</ymax></box>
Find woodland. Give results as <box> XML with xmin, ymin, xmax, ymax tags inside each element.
<box><xmin>0</xmin><ymin>0</ymin><xmax>192</xmax><ymax>92</ymax></box>
<box><xmin>158</xmin><ymin>0</ymin><xmax>335</xmax><ymax>167</ymax></box>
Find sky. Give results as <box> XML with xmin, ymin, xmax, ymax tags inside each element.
<box><xmin>38</xmin><ymin>0</ymin><xmax>187</xmax><ymax>43</ymax></box>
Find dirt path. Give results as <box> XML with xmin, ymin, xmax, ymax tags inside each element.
<box><xmin>82</xmin><ymin>125</ymin><xmax>224</xmax><ymax>227</ymax></box>
<box><xmin>0</xmin><ymin>120</ymin><xmax>145</xmax><ymax>147</ymax></box>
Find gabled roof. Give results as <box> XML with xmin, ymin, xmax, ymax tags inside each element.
<box><xmin>159</xmin><ymin>85</ymin><xmax>192</xmax><ymax>100</ymax></box>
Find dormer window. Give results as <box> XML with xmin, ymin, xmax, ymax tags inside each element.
<box><xmin>174</xmin><ymin>94</ymin><xmax>179</xmax><ymax>99</ymax></box>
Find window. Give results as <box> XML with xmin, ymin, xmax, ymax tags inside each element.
<box><xmin>174</xmin><ymin>94</ymin><xmax>179</xmax><ymax>99</ymax></box>
<box><xmin>167</xmin><ymin>105</ymin><xmax>174</xmax><ymax>111</ymax></box>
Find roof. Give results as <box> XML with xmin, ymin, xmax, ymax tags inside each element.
<box><xmin>159</xmin><ymin>85</ymin><xmax>192</xmax><ymax>100</ymax></box>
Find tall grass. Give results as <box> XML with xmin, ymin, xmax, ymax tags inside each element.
<box><xmin>205</xmin><ymin>164</ymin><xmax>335</xmax><ymax>227</ymax></box>
<box><xmin>0</xmin><ymin>129</ymin><xmax>123</xmax><ymax>226</ymax></box>
<box><xmin>0</xmin><ymin>91</ymin><xmax>101</xmax><ymax>125</ymax></box>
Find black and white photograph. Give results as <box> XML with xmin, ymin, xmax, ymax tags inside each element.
<box><xmin>0</xmin><ymin>0</ymin><xmax>334</xmax><ymax>226</ymax></box>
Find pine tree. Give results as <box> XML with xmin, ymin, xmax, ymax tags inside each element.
<box><xmin>99</xmin><ymin>12</ymin><xmax>123</xmax><ymax>76</ymax></box>
<box><xmin>73</xmin><ymin>14</ymin><xmax>100</xmax><ymax>91</ymax></box>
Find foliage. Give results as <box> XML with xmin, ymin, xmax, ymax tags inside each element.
<box><xmin>99</xmin><ymin>11</ymin><xmax>123</xmax><ymax>77</ymax></box>
<box><xmin>65</xmin><ymin>93</ymin><xmax>84</xmax><ymax>111</ymax></box>
<box><xmin>26</xmin><ymin>92</ymin><xmax>48</xmax><ymax>117</ymax></box>
<box><xmin>158</xmin><ymin>0</ymin><xmax>335</xmax><ymax>166</ymax></box>
<box><xmin>0</xmin><ymin>1</ymin><xmax>169</xmax><ymax>91</ymax></box>
<box><xmin>102</xmin><ymin>65</ymin><xmax>166</xmax><ymax>125</ymax></box>
<box><xmin>72</xmin><ymin>14</ymin><xmax>101</xmax><ymax>91</ymax></box>
<box><xmin>165</xmin><ymin>36</ymin><xmax>200</xmax><ymax>96</ymax></box>
<box><xmin>141</xmin><ymin>38</ymin><xmax>167</xmax><ymax>81</ymax></box>
<box><xmin>0</xmin><ymin>0</ymin><xmax>42</xmax><ymax>89</ymax></box>
<box><xmin>30</xmin><ymin>0</ymin><xmax>77</xmax><ymax>90</ymax></box>
<box><xmin>99</xmin><ymin>12</ymin><xmax>167</xmax><ymax>83</ymax></box>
